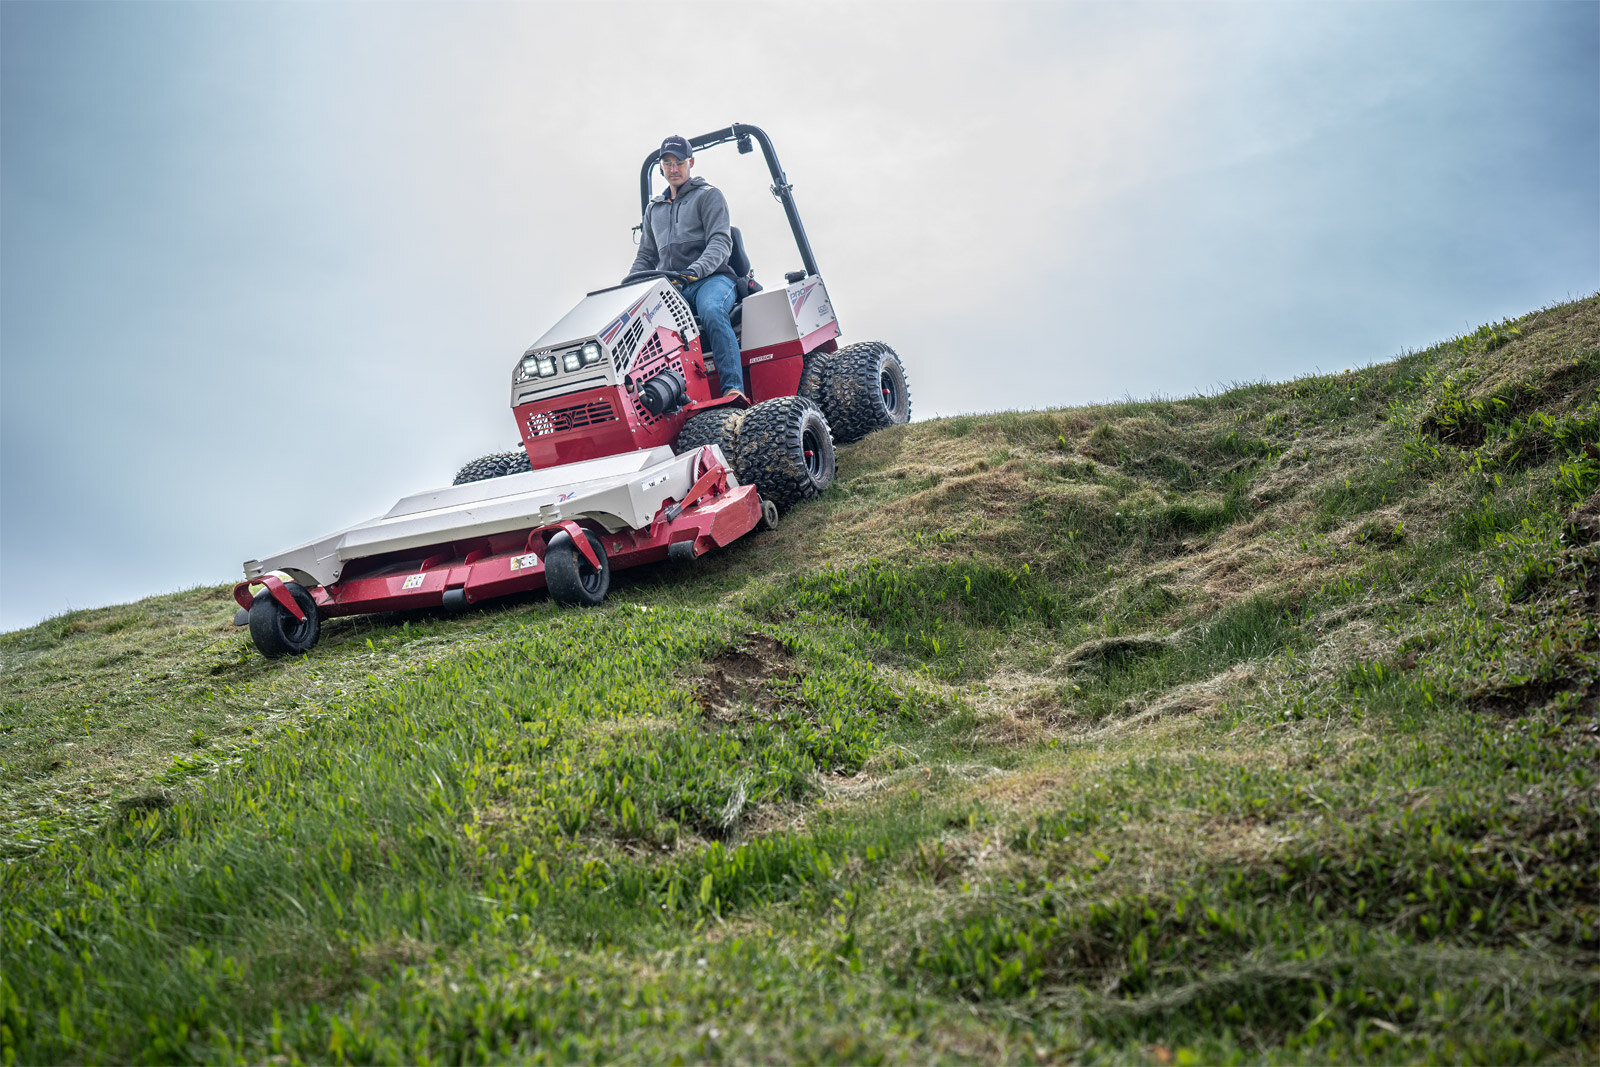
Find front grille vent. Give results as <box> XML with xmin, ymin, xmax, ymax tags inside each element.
<box><xmin>633</xmin><ymin>333</ymin><xmax>666</xmax><ymax>376</ymax></box>
<box><xmin>526</xmin><ymin>398</ymin><xmax>618</xmax><ymax>437</ymax></box>
<box><xmin>663</xmin><ymin>286</ymin><xmax>697</xmax><ymax>341</ymax></box>
<box><xmin>612</xmin><ymin>319</ymin><xmax>645</xmax><ymax>374</ymax></box>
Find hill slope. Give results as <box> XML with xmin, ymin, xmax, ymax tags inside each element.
<box><xmin>3</xmin><ymin>296</ymin><xmax>1598</xmax><ymax>1063</ymax></box>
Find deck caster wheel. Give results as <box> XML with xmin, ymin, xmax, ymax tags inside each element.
<box><xmin>248</xmin><ymin>582</ymin><xmax>320</xmax><ymax>658</ymax></box>
<box><xmin>545</xmin><ymin>529</ymin><xmax>610</xmax><ymax>607</ymax></box>
<box><xmin>668</xmin><ymin>539</ymin><xmax>698</xmax><ymax>565</ymax></box>
<box><xmin>759</xmin><ymin>497</ymin><xmax>780</xmax><ymax>531</ymax></box>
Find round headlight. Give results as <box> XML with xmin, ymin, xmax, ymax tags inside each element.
<box><xmin>539</xmin><ymin>356</ymin><xmax>558</xmax><ymax>377</ymax></box>
<box><xmin>563</xmin><ymin>351</ymin><xmax>581</xmax><ymax>373</ymax></box>
<box><xmin>582</xmin><ymin>341</ymin><xmax>603</xmax><ymax>366</ymax></box>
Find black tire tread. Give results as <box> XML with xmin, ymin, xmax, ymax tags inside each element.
<box><xmin>798</xmin><ymin>351</ymin><xmax>833</xmax><ymax>404</ymax></box>
<box><xmin>453</xmin><ymin>449</ymin><xmax>532</xmax><ymax>485</ymax></box>
<box><xmin>675</xmin><ymin>408</ymin><xmax>747</xmax><ymax>466</ymax></box>
<box><xmin>735</xmin><ymin>396</ymin><xmax>836</xmax><ymax>512</ymax></box>
<box><xmin>817</xmin><ymin>341</ymin><xmax>912</xmax><ymax>444</ymax></box>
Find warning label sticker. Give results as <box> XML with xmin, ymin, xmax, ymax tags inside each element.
<box><xmin>401</xmin><ymin>574</ymin><xmax>425</xmax><ymax>590</ymax></box>
<box><xmin>509</xmin><ymin>553</ymin><xmax>539</xmax><ymax>572</ymax></box>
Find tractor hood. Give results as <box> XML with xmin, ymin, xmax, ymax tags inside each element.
<box><xmin>512</xmin><ymin>279</ymin><xmax>701</xmax><ymax>408</ymax></box>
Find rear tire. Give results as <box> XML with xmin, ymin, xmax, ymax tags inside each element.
<box><xmin>248</xmin><ymin>582</ymin><xmax>320</xmax><ymax>658</ymax></box>
<box><xmin>816</xmin><ymin>341</ymin><xmax>911</xmax><ymax>444</ymax></box>
<box><xmin>545</xmin><ymin>529</ymin><xmax>610</xmax><ymax>607</ymax></box>
<box><xmin>798</xmin><ymin>351</ymin><xmax>833</xmax><ymax>404</ymax></box>
<box><xmin>675</xmin><ymin>408</ymin><xmax>745</xmax><ymax>465</ymax></box>
<box><xmin>734</xmin><ymin>396</ymin><xmax>835</xmax><ymax>512</ymax></box>
<box><xmin>452</xmin><ymin>449</ymin><xmax>531</xmax><ymax>485</ymax></box>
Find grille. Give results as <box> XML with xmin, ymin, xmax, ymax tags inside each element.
<box><xmin>612</xmin><ymin>319</ymin><xmax>645</xmax><ymax>374</ymax></box>
<box><xmin>633</xmin><ymin>333</ymin><xmax>667</xmax><ymax>376</ymax></box>
<box><xmin>525</xmin><ymin>397</ymin><xmax>618</xmax><ymax>437</ymax></box>
<box><xmin>663</xmin><ymin>286</ymin><xmax>697</xmax><ymax>342</ymax></box>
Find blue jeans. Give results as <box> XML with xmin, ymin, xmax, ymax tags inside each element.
<box><xmin>680</xmin><ymin>275</ymin><xmax>743</xmax><ymax>395</ymax></box>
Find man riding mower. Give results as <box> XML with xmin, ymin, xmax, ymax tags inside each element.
<box><xmin>629</xmin><ymin>133</ymin><xmax>748</xmax><ymax>402</ymax></box>
<box><xmin>233</xmin><ymin>123</ymin><xmax>912</xmax><ymax>657</ymax></box>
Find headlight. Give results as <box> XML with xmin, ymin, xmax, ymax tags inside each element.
<box><xmin>539</xmin><ymin>356</ymin><xmax>558</xmax><ymax>377</ymax></box>
<box><xmin>581</xmin><ymin>341</ymin><xmax>603</xmax><ymax>366</ymax></box>
<box><xmin>519</xmin><ymin>356</ymin><xmax>539</xmax><ymax>381</ymax></box>
<box><xmin>562</xmin><ymin>350</ymin><xmax>581</xmax><ymax>372</ymax></box>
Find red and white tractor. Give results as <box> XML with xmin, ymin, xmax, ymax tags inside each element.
<box><xmin>233</xmin><ymin>123</ymin><xmax>910</xmax><ymax>657</ymax></box>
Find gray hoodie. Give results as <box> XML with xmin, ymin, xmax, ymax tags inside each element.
<box><xmin>628</xmin><ymin>176</ymin><xmax>734</xmax><ymax>280</ymax></box>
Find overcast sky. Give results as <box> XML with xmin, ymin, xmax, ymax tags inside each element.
<box><xmin>2</xmin><ymin>1</ymin><xmax>1596</xmax><ymax>632</ymax></box>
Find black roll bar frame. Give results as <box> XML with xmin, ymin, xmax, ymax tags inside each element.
<box><xmin>638</xmin><ymin>123</ymin><xmax>819</xmax><ymax>279</ymax></box>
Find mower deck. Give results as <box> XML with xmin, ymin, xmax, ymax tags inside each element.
<box><xmin>235</xmin><ymin>445</ymin><xmax>758</xmax><ymax>623</ymax></box>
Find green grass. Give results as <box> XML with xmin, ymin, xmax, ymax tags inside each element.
<box><xmin>3</xmin><ymin>294</ymin><xmax>1598</xmax><ymax>1063</ymax></box>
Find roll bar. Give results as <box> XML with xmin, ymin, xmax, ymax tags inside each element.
<box><xmin>639</xmin><ymin>122</ymin><xmax>819</xmax><ymax>278</ymax></box>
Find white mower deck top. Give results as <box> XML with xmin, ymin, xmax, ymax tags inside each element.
<box><xmin>244</xmin><ymin>446</ymin><xmax>720</xmax><ymax>588</ymax></box>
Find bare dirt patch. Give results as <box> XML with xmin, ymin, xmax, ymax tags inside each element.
<box><xmin>694</xmin><ymin>633</ymin><xmax>800</xmax><ymax>723</ymax></box>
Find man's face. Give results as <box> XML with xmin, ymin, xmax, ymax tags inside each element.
<box><xmin>660</xmin><ymin>153</ymin><xmax>692</xmax><ymax>190</ymax></box>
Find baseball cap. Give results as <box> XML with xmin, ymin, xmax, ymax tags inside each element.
<box><xmin>658</xmin><ymin>134</ymin><xmax>693</xmax><ymax>163</ymax></box>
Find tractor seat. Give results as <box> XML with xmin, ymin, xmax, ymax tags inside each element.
<box><xmin>728</xmin><ymin>226</ymin><xmax>754</xmax><ymax>297</ymax></box>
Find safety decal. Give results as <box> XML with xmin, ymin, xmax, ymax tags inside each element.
<box><xmin>509</xmin><ymin>553</ymin><xmax>540</xmax><ymax>572</ymax></box>
<box><xmin>401</xmin><ymin>574</ymin><xmax>425</xmax><ymax>590</ymax></box>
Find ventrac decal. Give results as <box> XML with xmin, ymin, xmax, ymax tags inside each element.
<box><xmin>508</xmin><ymin>553</ymin><xmax>539</xmax><ymax>572</ymax></box>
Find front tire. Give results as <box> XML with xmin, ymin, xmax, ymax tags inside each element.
<box><xmin>248</xmin><ymin>582</ymin><xmax>320</xmax><ymax>658</ymax></box>
<box><xmin>545</xmin><ymin>529</ymin><xmax>610</xmax><ymax>607</ymax></box>
<box><xmin>735</xmin><ymin>396</ymin><xmax>836</xmax><ymax>512</ymax></box>
<box><xmin>817</xmin><ymin>341</ymin><xmax>911</xmax><ymax>444</ymax></box>
<box><xmin>453</xmin><ymin>449</ymin><xmax>532</xmax><ymax>485</ymax></box>
<box><xmin>675</xmin><ymin>408</ymin><xmax>745</xmax><ymax>466</ymax></box>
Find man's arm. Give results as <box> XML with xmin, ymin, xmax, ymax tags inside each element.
<box><xmin>628</xmin><ymin>208</ymin><xmax>658</xmax><ymax>277</ymax></box>
<box><xmin>683</xmin><ymin>189</ymin><xmax>732</xmax><ymax>280</ymax></box>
